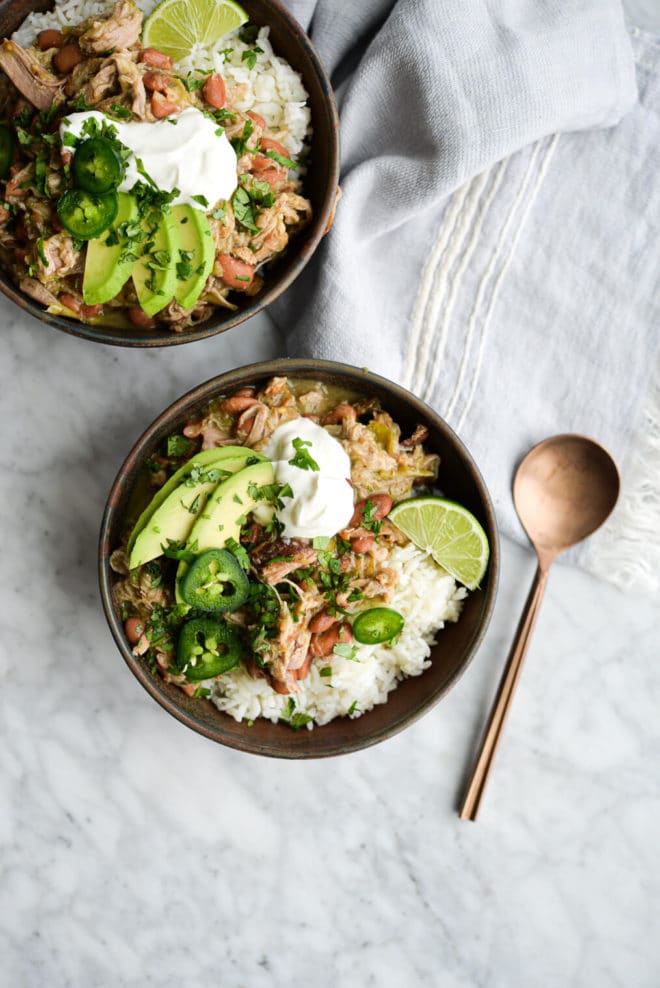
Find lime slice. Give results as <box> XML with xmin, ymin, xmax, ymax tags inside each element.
<box><xmin>389</xmin><ymin>496</ymin><xmax>490</xmax><ymax>590</ymax></box>
<box><xmin>142</xmin><ymin>0</ymin><xmax>248</xmax><ymax>62</ymax></box>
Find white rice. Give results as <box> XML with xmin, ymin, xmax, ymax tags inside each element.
<box><xmin>210</xmin><ymin>544</ymin><xmax>467</xmax><ymax>728</ymax></box>
<box><xmin>13</xmin><ymin>1</ymin><xmax>312</xmax><ymax>160</ymax></box>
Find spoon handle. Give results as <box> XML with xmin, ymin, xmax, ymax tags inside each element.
<box><xmin>459</xmin><ymin>563</ymin><xmax>549</xmax><ymax>821</ymax></box>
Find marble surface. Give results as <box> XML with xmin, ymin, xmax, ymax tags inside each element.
<box><xmin>1</xmin><ymin>297</ymin><xmax>659</xmax><ymax>988</ymax></box>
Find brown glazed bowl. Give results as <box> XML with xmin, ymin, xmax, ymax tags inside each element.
<box><xmin>99</xmin><ymin>359</ymin><xmax>499</xmax><ymax>758</ymax></box>
<box><xmin>0</xmin><ymin>0</ymin><xmax>339</xmax><ymax>346</ymax></box>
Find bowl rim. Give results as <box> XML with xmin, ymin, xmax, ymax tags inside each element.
<box><xmin>0</xmin><ymin>0</ymin><xmax>340</xmax><ymax>348</ymax></box>
<box><xmin>98</xmin><ymin>358</ymin><xmax>500</xmax><ymax>757</ymax></box>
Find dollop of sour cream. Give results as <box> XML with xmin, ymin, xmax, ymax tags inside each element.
<box><xmin>59</xmin><ymin>108</ymin><xmax>238</xmax><ymax>209</ymax></box>
<box><xmin>257</xmin><ymin>419</ymin><xmax>354</xmax><ymax>540</ymax></box>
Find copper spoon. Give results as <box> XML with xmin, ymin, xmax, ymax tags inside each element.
<box><xmin>459</xmin><ymin>434</ymin><xmax>620</xmax><ymax>821</ymax></box>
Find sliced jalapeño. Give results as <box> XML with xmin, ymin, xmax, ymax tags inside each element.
<box><xmin>180</xmin><ymin>549</ymin><xmax>249</xmax><ymax>613</ymax></box>
<box><xmin>176</xmin><ymin>617</ymin><xmax>241</xmax><ymax>681</ymax></box>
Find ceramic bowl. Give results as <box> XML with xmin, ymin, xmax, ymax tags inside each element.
<box><xmin>0</xmin><ymin>0</ymin><xmax>339</xmax><ymax>346</ymax></box>
<box><xmin>99</xmin><ymin>359</ymin><xmax>499</xmax><ymax>757</ymax></box>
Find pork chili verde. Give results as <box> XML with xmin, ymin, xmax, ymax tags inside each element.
<box><xmin>110</xmin><ymin>377</ymin><xmax>442</xmax><ymax>711</ymax></box>
<box><xmin>0</xmin><ymin>1</ymin><xmax>312</xmax><ymax>332</ymax></box>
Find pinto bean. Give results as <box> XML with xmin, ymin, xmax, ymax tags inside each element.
<box><xmin>259</xmin><ymin>137</ymin><xmax>289</xmax><ymax>159</ymax></box>
<box><xmin>321</xmin><ymin>403</ymin><xmax>355</xmax><ymax>426</ymax></box>
<box><xmin>233</xmin><ymin>387</ymin><xmax>256</xmax><ymax>397</ymax></box>
<box><xmin>138</xmin><ymin>48</ymin><xmax>174</xmax><ymax>69</ymax></box>
<box><xmin>220</xmin><ymin>395</ymin><xmax>259</xmax><ymax>414</ymax></box>
<box><xmin>53</xmin><ymin>42</ymin><xmax>83</xmax><ymax>74</ymax></box>
<box><xmin>143</xmin><ymin>71</ymin><xmax>172</xmax><ymax>93</ymax></box>
<box><xmin>150</xmin><ymin>93</ymin><xmax>178</xmax><ymax>118</ymax></box>
<box><xmin>202</xmin><ymin>73</ymin><xmax>225</xmax><ymax>109</ymax></box>
<box><xmin>310</xmin><ymin>621</ymin><xmax>353</xmax><ymax>658</ymax></box>
<box><xmin>183</xmin><ymin>420</ymin><xmax>202</xmax><ymax>439</ymax></box>
<box><xmin>350</xmin><ymin>534</ymin><xmax>375</xmax><ymax>554</ymax></box>
<box><xmin>271</xmin><ymin>677</ymin><xmax>290</xmax><ymax>695</ymax></box>
<box><xmin>81</xmin><ymin>303</ymin><xmax>103</xmax><ymax>319</ymax></box>
<box><xmin>250</xmin><ymin>153</ymin><xmax>272</xmax><ymax>173</ymax></box>
<box><xmin>296</xmin><ymin>653</ymin><xmax>313</xmax><ymax>681</ymax></box>
<box><xmin>37</xmin><ymin>29</ymin><xmax>65</xmax><ymax>50</ymax></box>
<box><xmin>128</xmin><ymin>306</ymin><xmax>157</xmax><ymax>330</ymax></box>
<box><xmin>59</xmin><ymin>293</ymin><xmax>81</xmax><ymax>314</ymax></box>
<box><xmin>308</xmin><ymin>609</ymin><xmax>337</xmax><ymax>634</ymax></box>
<box><xmin>247</xmin><ymin>110</ymin><xmax>266</xmax><ymax>129</ymax></box>
<box><xmin>217</xmin><ymin>254</ymin><xmax>255</xmax><ymax>291</ymax></box>
<box><xmin>349</xmin><ymin>493</ymin><xmax>393</xmax><ymax>529</ymax></box>
<box><xmin>240</xmin><ymin>522</ymin><xmax>261</xmax><ymax>545</ymax></box>
<box><xmin>254</xmin><ymin>166</ymin><xmax>286</xmax><ymax>189</ymax></box>
<box><xmin>124</xmin><ymin>617</ymin><xmax>145</xmax><ymax>645</ymax></box>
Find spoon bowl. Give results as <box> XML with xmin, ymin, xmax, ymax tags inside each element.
<box><xmin>460</xmin><ymin>434</ymin><xmax>619</xmax><ymax>820</ymax></box>
<box><xmin>513</xmin><ymin>435</ymin><xmax>621</xmax><ymax>562</ymax></box>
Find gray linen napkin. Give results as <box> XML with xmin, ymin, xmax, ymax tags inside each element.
<box><xmin>273</xmin><ymin>1</ymin><xmax>660</xmax><ymax>594</ymax></box>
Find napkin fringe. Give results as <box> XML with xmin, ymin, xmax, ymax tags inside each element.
<box><xmin>586</xmin><ymin>380</ymin><xmax>660</xmax><ymax>595</ymax></box>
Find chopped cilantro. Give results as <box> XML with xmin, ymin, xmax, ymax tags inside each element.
<box><xmin>184</xmin><ymin>74</ymin><xmax>205</xmax><ymax>92</ymax></box>
<box><xmin>347</xmin><ymin>700</ymin><xmax>360</xmax><ymax>716</ymax></box>
<box><xmin>186</xmin><ymin>493</ymin><xmax>201</xmax><ymax>515</ymax></box>
<box><xmin>320</xmin><ymin>666</ymin><xmax>333</xmax><ymax>678</ymax></box>
<box><xmin>333</xmin><ymin>642</ymin><xmax>360</xmax><ymax>661</ymax></box>
<box><xmin>241</xmin><ymin>46</ymin><xmax>263</xmax><ymax>70</ymax></box>
<box><xmin>288</xmin><ymin>437</ymin><xmax>319</xmax><ymax>472</ymax></box>
<box><xmin>263</xmin><ymin>147</ymin><xmax>297</xmax><ymax>170</ymax></box>
<box><xmin>167</xmin><ymin>433</ymin><xmax>195</xmax><ymax>458</ymax></box>
<box><xmin>361</xmin><ymin>499</ymin><xmax>383</xmax><ymax>534</ymax></box>
<box><xmin>225</xmin><ymin>536</ymin><xmax>250</xmax><ymax>571</ymax></box>
<box><xmin>16</xmin><ymin>128</ymin><xmax>33</xmax><ymax>146</ymax></box>
<box><xmin>191</xmin><ymin>194</ymin><xmax>209</xmax><ymax>208</ymax></box>
<box><xmin>290</xmin><ymin>713</ymin><xmax>312</xmax><ymax>730</ymax></box>
<box><xmin>231</xmin><ymin>185</ymin><xmax>259</xmax><ymax>233</ymax></box>
<box><xmin>144</xmin><ymin>560</ymin><xmax>164</xmax><ymax>589</ymax></box>
<box><xmin>134</xmin><ymin>155</ymin><xmax>157</xmax><ymax>188</ymax></box>
<box><xmin>230</xmin><ymin>118</ymin><xmax>254</xmax><ymax>157</ymax></box>
<box><xmin>70</xmin><ymin>95</ymin><xmax>92</xmax><ymax>112</ymax></box>
<box><xmin>110</xmin><ymin>104</ymin><xmax>132</xmax><ymax>120</ymax></box>
<box><xmin>176</xmin><ymin>248</ymin><xmax>195</xmax><ymax>281</ymax></box>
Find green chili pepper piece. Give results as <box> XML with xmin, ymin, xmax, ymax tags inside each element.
<box><xmin>176</xmin><ymin>617</ymin><xmax>241</xmax><ymax>681</ymax></box>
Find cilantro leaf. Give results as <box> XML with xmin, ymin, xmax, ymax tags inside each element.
<box><xmin>288</xmin><ymin>437</ymin><xmax>320</xmax><ymax>472</ymax></box>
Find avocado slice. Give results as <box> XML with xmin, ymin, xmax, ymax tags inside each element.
<box><xmin>132</xmin><ymin>208</ymin><xmax>180</xmax><ymax>316</ymax></box>
<box><xmin>175</xmin><ymin>459</ymin><xmax>276</xmax><ymax>601</ymax></box>
<box><xmin>186</xmin><ymin>460</ymin><xmax>275</xmax><ymax>553</ymax></box>
<box><xmin>127</xmin><ymin>446</ymin><xmax>264</xmax><ymax>557</ymax></box>
<box><xmin>172</xmin><ymin>204</ymin><xmax>215</xmax><ymax>310</ymax></box>
<box><xmin>83</xmin><ymin>193</ymin><xmax>138</xmax><ymax>306</ymax></box>
<box><xmin>129</xmin><ymin>452</ymin><xmax>266</xmax><ymax>570</ymax></box>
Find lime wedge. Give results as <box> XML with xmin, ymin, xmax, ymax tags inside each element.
<box><xmin>389</xmin><ymin>496</ymin><xmax>490</xmax><ymax>590</ymax></box>
<box><xmin>142</xmin><ymin>0</ymin><xmax>248</xmax><ymax>61</ymax></box>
